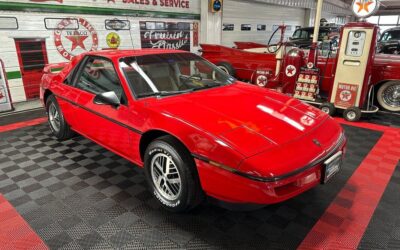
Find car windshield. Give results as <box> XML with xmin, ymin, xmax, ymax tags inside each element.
<box><xmin>292</xmin><ymin>29</ymin><xmax>330</xmax><ymax>40</ymax></box>
<box><xmin>120</xmin><ymin>53</ymin><xmax>235</xmax><ymax>98</ymax></box>
<box><xmin>380</xmin><ymin>30</ymin><xmax>400</xmax><ymax>42</ymax></box>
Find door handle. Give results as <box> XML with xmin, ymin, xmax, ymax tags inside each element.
<box><xmin>343</xmin><ymin>60</ymin><xmax>360</xmax><ymax>66</ymax></box>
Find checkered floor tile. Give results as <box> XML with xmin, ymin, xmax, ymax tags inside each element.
<box><xmin>365</xmin><ymin>112</ymin><xmax>400</xmax><ymax>129</ymax></box>
<box><xmin>0</xmin><ymin>123</ymin><xmax>381</xmax><ymax>250</ymax></box>
<box><xmin>358</xmin><ymin>161</ymin><xmax>400</xmax><ymax>250</ymax></box>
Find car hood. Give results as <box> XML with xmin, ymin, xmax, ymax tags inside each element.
<box><xmin>146</xmin><ymin>82</ymin><xmax>328</xmax><ymax>157</ymax></box>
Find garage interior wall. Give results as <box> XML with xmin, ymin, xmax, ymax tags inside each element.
<box><xmin>219</xmin><ymin>0</ymin><xmax>351</xmax><ymax>47</ymax></box>
<box><xmin>0</xmin><ymin>1</ymin><xmax>201</xmax><ymax>103</ymax></box>
<box><xmin>221</xmin><ymin>0</ymin><xmax>306</xmax><ymax>47</ymax></box>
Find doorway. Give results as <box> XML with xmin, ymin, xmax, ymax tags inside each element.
<box><xmin>14</xmin><ymin>39</ymin><xmax>48</xmax><ymax>100</ymax></box>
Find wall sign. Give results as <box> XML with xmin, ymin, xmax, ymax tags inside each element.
<box><xmin>210</xmin><ymin>0</ymin><xmax>222</xmax><ymax>13</ymax></box>
<box><xmin>54</xmin><ymin>17</ymin><xmax>98</xmax><ymax>60</ymax></box>
<box><xmin>105</xmin><ymin>19</ymin><xmax>130</xmax><ymax>30</ymax></box>
<box><xmin>140</xmin><ymin>21</ymin><xmax>190</xmax><ymax>51</ymax></box>
<box><xmin>106</xmin><ymin>32</ymin><xmax>121</xmax><ymax>49</ymax></box>
<box><xmin>334</xmin><ymin>83</ymin><xmax>359</xmax><ymax>108</ymax></box>
<box><xmin>19</xmin><ymin>0</ymin><xmax>200</xmax><ymax>15</ymax></box>
<box><xmin>0</xmin><ymin>60</ymin><xmax>13</xmax><ymax>113</ymax></box>
<box><xmin>0</xmin><ymin>17</ymin><xmax>19</xmax><ymax>30</ymax></box>
<box><xmin>352</xmin><ymin>0</ymin><xmax>380</xmax><ymax>19</ymax></box>
<box><xmin>45</xmin><ymin>17</ymin><xmax>78</xmax><ymax>30</ymax></box>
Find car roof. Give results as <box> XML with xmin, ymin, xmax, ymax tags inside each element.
<box><xmin>383</xmin><ymin>27</ymin><xmax>400</xmax><ymax>32</ymax></box>
<box><xmin>83</xmin><ymin>49</ymin><xmax>189</xmax><ymax>60</ymax></box>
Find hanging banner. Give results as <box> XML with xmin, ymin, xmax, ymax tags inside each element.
<box><xmin>193</xmin><ymin>22</ymin><xmax>199</xmax><ymax>47</ymax></box>
<box><xmin>0</xmin><ymin>60</ymin><xmax>13</xmax><ymax>113</ymax></box>
<box><xmin>140</xmin><ymin>21</ymin><xmax>191</xmax><ymax>51</ymax></box>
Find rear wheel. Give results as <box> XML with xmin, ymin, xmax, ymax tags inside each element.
<box><xmin>377</xmin><ymin>81</ymin><xmax>400</xmax><ymax>112</ymax></box>
<box><xmin>216</xmin><ymin>62</ymin><xmax>235</xmax><ymax>77</ymax></box>
<box><xmin>46</xmin><ymin>95</ymin><xmax>74</xmax><ymax>140</ymax></box>
<box><xmin>144</xmin><ymin>135</ymin><xmax>203</xmax><ymax>212</ymax></box>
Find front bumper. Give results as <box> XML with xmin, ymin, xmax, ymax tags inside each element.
<box><xmin>195</xmin><ymin>136</ymin><xmax>347</xmax><ymax>205</ymax></box>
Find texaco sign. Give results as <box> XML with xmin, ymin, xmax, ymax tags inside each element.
<box><xmin>352</xmin><ymin>0</ymin><xmax>380</xmax><ymax>18</ymax></box>
<box><xmin>54</xmin><ymin>17</ymin><xmax>98</xmax><ymax>60</ymax></box>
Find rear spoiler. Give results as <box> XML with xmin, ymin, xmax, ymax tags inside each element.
<box><xmin>43</xmin><ymin>62</ymin><xmax>69</xmax><ymax>74</ymax></box>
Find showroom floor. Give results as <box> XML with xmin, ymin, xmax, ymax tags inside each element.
<box><xmin>0</xmin><ymin>108</ymin><xmax>399</xmax><ymax>250</ymax></box>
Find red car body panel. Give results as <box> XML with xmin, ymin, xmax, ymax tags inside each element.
<box><xmin>41</xmin><ymin>49</ymin><xmax>346</xmax><ymax>205</ymax></box>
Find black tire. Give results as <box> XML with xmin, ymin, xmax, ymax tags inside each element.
<box><xmin>144</xmin><ymin>135</ymin><xmax>203</xmax><ymax>212</ymax></box>
<box><xmin>216</xmin><ymin>62</ymin><xmax>235</xmax><ymax>77</ymax></box>
<box><xmin>343</xmin><ymin>107</ymin><xmax>362</xmax><ymax>122</ymax></box>
<box><xmin>320</xmin><ymin>102</ymin><xmax>336</xmax><ymax>116</ymax></box>
<box><xmin>46</xmin><ymin>95</ymin><xmax>75</xmax><ymax>140</ymax></box>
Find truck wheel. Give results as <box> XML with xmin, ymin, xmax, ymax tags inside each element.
<box><xmin>377</xmin><ymin>81</ymin><xmax>400</xmax><ymax>112</ymax></box>
<box><xmin>216</xmin><ymin>62</ymin><xmax>235</xmax><ymax>77</ymax></box>
<box><xmin>144</xmin><ymin>135</ymin><xmax>203</xmax><ymax>212</ymax></box>
<box><xmin>320</xmin><ymin>103</ymin><xmax>336</xmax><ymax>116</ymax></box>
<box><xmin>343</xmin><ymin>107</ymin><xmax>362</xmax><ymax>122</ymax></box>
<box><xmin>46</xmin><ymin>95</ymin><xmax>75</xmax><ymax>140</ymax></box>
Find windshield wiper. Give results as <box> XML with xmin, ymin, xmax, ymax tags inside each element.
<box><xmin>192</xmin><ymin>83</ymin><xmax>222</xmax><ymax>91</ymax></box>
<box><xmin>137</xmin><ymin>89</ymin><xmax>193</xmax><ymax>98</ymax></box>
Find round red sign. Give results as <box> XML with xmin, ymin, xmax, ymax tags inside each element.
<box><xmin>54</xmin><ymin>17</ymin><xmax>98</xmax><ymax>60</ymax></box>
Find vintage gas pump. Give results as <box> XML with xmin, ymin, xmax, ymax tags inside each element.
<box><xmin>327</xmin><ymin>22</ymin><xmax>379</xmax><ymax>121</ymax></box>
<box><xmin>292</xmin><ymin>0</ymin><xmax>381</xmax><ymax>121</ymax></box>
<box><xmin>321</xmin><ymin>0</ymin><xmax>381</xmax><ymax>121</ymax></box>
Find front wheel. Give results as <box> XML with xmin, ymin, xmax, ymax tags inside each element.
<box><xmin>144</xmin><ymin>136</ymin><xmax>203</xmax><ymax>212</ymax></box>
<box><xmin>343</xmin><ymin>107</ymin><xmax>362</xmax><ymax>122</ymax></box>
<box><xmin>377</xmin><ymin>81</ymin><xmax>400</xmax><ymax>112</ymax></box>
<box><xmin>320</xmin><ymin>102</ymin><xmax>336</xmax><ymax>116</ymax></box>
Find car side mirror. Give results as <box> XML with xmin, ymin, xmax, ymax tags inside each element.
<box><xmin>93</xmin><ymin>91</ymin><xmax>120</xmax><ymax>107</ymax></box>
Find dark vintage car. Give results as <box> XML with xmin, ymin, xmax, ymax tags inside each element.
<box><xmin>290</xmin><ymin>26</ymin><xmax>340</xmax><ymax>48</ymax></box>
<box><xmin>378</xmin><ymin>27</ymin><xmax>400</xmax><ymax>54</ymax></box>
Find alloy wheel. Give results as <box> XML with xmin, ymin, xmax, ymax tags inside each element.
<box><xmin>382</xmin><ymin>83</ymin><xmax>400</xmax><ymax>109</ymax></box>
<box><xmin>150</xmin><ymin>153</ymin><xmax>182</xmax><ymax>201</ymax></box>
<box><xmin>48</xmin><ymin>103</ymin><xmax>61</xmax><ymax>133</ymax></box>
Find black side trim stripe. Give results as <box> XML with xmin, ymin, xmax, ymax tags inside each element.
<box><xmin>192</xmin><ymin>133</ymin><xmax>346</xmax><ymax>183</ymax></box>
<box><xmin>55</xmin><ymin>94</ymin><xmax>143</xmax><ymax>135</ymax></box>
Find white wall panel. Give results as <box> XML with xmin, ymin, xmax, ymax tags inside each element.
<box><xmin>221</xmin><ymin>0</ymin><xmax>306</xmax><ymax>47</ymax></box>
<box><xmin>0</xmin><ymin>10</ymin><xmax>198</xmax><ymax>103</ymax></box>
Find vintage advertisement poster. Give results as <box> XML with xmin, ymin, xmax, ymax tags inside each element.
<box><xmin>140</xmin><ymin>21</ymin><xmax>191</xmax><ymax>51</ymax></box>
<box><xmin>0</xmin><ymin>60</ymin><xmax>12</xmax><ymax>112</ymax></box>
<box><xmin>334</xmin><ymin>82</ymin><xmax>359</xmax><ymax>108</ymax></box>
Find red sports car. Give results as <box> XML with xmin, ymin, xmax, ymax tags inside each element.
<box><xmin>40</xmin><ymin>49</ymin><xmax>346</xmax><ymax>212</ymax></box>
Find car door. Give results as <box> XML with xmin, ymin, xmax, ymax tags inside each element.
<box><xmin>71</xmin><ymin>56</ymin><xmax>134</xmax><ymax>158</ymax></box>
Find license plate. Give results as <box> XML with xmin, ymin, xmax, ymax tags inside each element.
<box><xmin>322</xmin><ymin>151</ymin><xmax>343</xmax><ymax>184</ymax></box>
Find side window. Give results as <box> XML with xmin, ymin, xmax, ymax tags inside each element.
<box><xmin>381</xmin><ymin>32</ymin><xmax>388</xmax><ymax>41</ymax></box>
<box><xmin>76</xmin><ymin>57</ymin><xmax>127</xmax><ymax>104</ymax></box>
